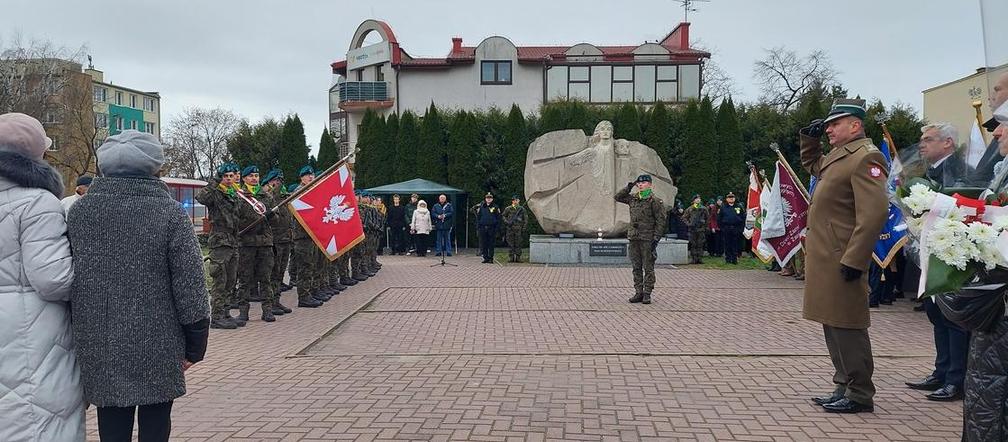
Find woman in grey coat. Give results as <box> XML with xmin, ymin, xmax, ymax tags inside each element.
<box><xmin>66</xmin><ymin>130</ymin><xmax>211</xmax><ymax>442</ymax></box>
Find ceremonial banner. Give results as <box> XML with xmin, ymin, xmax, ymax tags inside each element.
<box><xmin>288</xmin><ymin>163</ymin><xmax>365</xmax><ymax>260</ymax></box>
<box><xmin>744</xmin><ymin>166</ymin><xmax>773</xmax><ymax>262</ymax></box>
<box><xmin>873</xmin><ymin>139</ymin><xmax>908</xmax><ymax>267</ymax></box>
<box><xmin>765</xmin><ymin>161</ymin><xmax>808</xmax><ymax>265</ymax></box>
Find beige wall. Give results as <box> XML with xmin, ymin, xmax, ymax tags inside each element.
<box><xmin>923</xmin><ymin>65</ymin><xmax>1008</xmax><ymax>144</ymax></box>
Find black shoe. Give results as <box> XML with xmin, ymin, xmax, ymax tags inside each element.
<box><xmin>812</xmin><ymin>391</ymin><xmax>845</xmax><ymax>405</ymax></box>
<box><xmin>906</xmin><ymin>375</ymin><xmax>943</xmax><ymax>391</ymax></box>
<box><xmin>869</xmin><ymin>302</ymin><xmax>879</xmax><ymax>308</ymax></box>
<box><xmin>629</xmin><ymin>293</ymin><xmax>644</xmax><ymax>303</ymax></box>
<box><xmin>272</xmin><ymin>306</ymin><xmax>287</xmax><ymax>315</ymax></box>
<box><xmin>340</xmin><ymin>277</ymin><xmax>358</xmax><ymax>286</ymax></box>
<box><xmin>280</xmin><ymin>283</ymin><xmax>293</xmax><ymax>292</ymax></box>
<box><xmin>353</xmin><ymin>274</ymin><xmax>368</xmax><ymax>281</ymax></box>
<box><xmin>261</xmin><ymin>310</ymin><xmax>276</xmax><ymax>322</ymax></box>
<box><xmin>275</xmin><ymin>300</ymin><xmax>292</xmax><ymax>314</ymax></box>
<box><xmin>210</xmin><ymin>316</ymin><xmax>237</xmax><ymax>329</ymax></box>
<box><xmin>365</xmin><ymin>272</ymin><xmax>377</xmax><ymax>277</ymax></box>
<box><xmin>822</xmin><ymin>398</ymin><xmax>873</xmax><ymax>413</ymax></box>
<box><xmin>926</xmin><ymin>384</ymin><xmax>963</xmax><ymax>401</ymax></box>
<box><xmin>237</xmin><ymin>306</ymin><xmax>250</xmax><ymax>323</ymax></box>
<box><xmin>913</xmin><ymin>304</ymin><xmax>925</xmax><ymax>311</ymax></box>
<box><xmin>895</xmin><ymin>292</ymin><xmax>905</xmax><ymax>299</ymax></box>
<box><xmin>298</xmin><ymin>298</ymin><xmax>322</xmax><ymax>308</ymax></box>
<box><xmin>642</xmin><ymin>294</ymin><xmax>651</xmax><ymax>304</ymax></box>
<box><xmin>313</xmin><ymin>294</ymin><xmax>330</xmax><ymax>302</ymax></box>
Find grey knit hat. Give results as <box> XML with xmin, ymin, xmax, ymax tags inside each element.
<box><xmin>97</xmin><ymin>130</ymin><xmax>165</xmax><ymax>177</ymax></box>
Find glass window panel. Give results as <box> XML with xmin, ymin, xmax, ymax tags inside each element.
<box><xmin>613</xmin><ymin>83</ymin><xmax>633</xmax><ymax>102</ymax></box>
<box><xmin>481</xmin><ymin>62</ymin><xmax>495</xmax><ymax>83</ymax></box>
<box><xmin>569</xmin><ymin>82</ymin><xmax>589</xmax><ymax>101</ymax></box>
<box><xmin>679</xmin><ymin>64</ymin><xmax>700</xmax><ymax>99</ymax></box>
<box><xmin>656</xmin><ymin>82</ymin><xmax>677</xmax><ymax>102</ymax></box>
<box><xmin>613</xmin><ymin>66</ymin><xmax>633</xmax><ymax>81</ymax></box>
<box><xmin>590</xmin><ymin>65</ymin><xmax>611</xmax><ymax>103</ymax></box>
<box><xmin>547</xmin><ymin>66</ymin><xmax>568</xmax><ymax>100</ymax></box>
<box><xmin>569</xmin><ymin>66</ymin><xmax>589</xmax><ymax>81</ymax></box>
<box><xmin>497</xmin><ymin>62</ymin><xmax>512</xmax><ymax>83</ymax></box>
<box><xmin>634</xmin><ymin>65</ymin><xmax>656</xmax><ymax>102</ymax></box>
<box><xmin>657</xmin><ymin>65</ymin><xmax>677</xmax><ymax>81</ymax></box>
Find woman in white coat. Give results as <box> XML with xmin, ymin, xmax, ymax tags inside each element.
<box><xmin>410</xmin><ymin>200</ymin><xmax>433</xmax><ymax>257</ymax></box>
<box><xmin>0</xmin><ymin>113</ymin><xmax>84</xmax><ymax>441</ymax></box>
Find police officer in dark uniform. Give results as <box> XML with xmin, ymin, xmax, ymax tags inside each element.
<box><xmin>476</xmin><ymin>192</ymin><xmax>502</xmax><ymax>263</ymax></box>
<box><xmin>718</xmin><ymin>192</ymin><xmax>746</xmax><ymax>264</ymax></box>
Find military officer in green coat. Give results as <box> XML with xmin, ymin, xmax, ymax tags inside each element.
<box><xmin>682</xmin><ymin>195</ymin><xmax>709</xmax><ymax>264</ymax></box>
<box><xmin>501</xmin><ymin>195</ymin><xmax>527</xmax><ymax>263</ymax></box>
<box><xmin>614</xmin><ymin>174</ymin><xmax>667</xmax><ymax>304</ymax></box>
<box><xmin>196</xmin><ymin>162</ymin><xmax>243</xmax><ymax>329</ymax></box>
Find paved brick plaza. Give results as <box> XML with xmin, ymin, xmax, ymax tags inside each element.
<box><xmin>86</xmin><ymin>254</ymin><xmax>961</xmax><ymax>441</ymax></box>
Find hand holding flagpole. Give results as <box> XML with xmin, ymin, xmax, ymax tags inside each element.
<box><xmin>769</xmin><ymin>143</ymin><xmax>810</xmax><ymax>202</ymax></box>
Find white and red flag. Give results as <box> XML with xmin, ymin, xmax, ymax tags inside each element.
<box><xmin>760</xmin><ymin>161</ymin><xmax>809</xmax><ymax>265</ymax></box>
<box><xmin>743</xmin><ymin>166</ymin><xmax>773</xmax><ymax>263</ymax></box>
<box><xmin>288</xmin><ymin>163</ymin><xmax>365</xmax><ymax>260</ymax></box>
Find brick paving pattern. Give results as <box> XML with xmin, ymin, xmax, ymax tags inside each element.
<box><xmin>85</xmin><ymin>255</ymin><xmax>963</xmax><ymax>441</ymax></box>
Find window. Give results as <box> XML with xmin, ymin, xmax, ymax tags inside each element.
<box><xmin>355</xmin><ymin>70</ymin><xmax>363</xmax><ymax>81</ymax></box>
<box><xmin>679</xmin><ymin>64</ymin><xmax>701</xmax><ymax>100</ymax></box>
<box><xmin>130</xmin><ymin>95</ymin><xmax>137</xmax><ymax>109</ymax></box>
<box><xmin>546</xmin><ymin>66</ymin><xmax>567</xmax><ymax>100</ymax></box>
<box><xmin>375</xmin><ymin>65</ymin><xmax>384</xmax><ymax>82</ymax></box>
<box><xmin>612</xmin><ymin>66</ymin><xmax>633</xmax><ymax>102</ymax></box>
<box><xmin>115</xmin><ymin>117</ymin><xmax>123</xmax><ymax>131</ymax></box>
<box><xmin>93</xmin><ymin>86</ymin><xmax>106</xmax><ymax>102</ymax></box>
<box><xmin>48</xmin><ymin>135</ymin><xmax>58</xmax><ymax>151</ymax></box>
<box><xmin>566</xmin><ymin>66</ymin><xmax>589</xmax><ymax>100</ymax></box>
<box><xmin>656</xmin><ymin>65</ymin><xmax>678</xmax><ymax>102</ymax></box>
<box><xmin>480</xmin><ymin>61</ymin><xmax>512</xmax><ymax>85</ymax></box>
<box><xmin>590</xmin><ymin>65</ymin><xmax>611</xmax><ymax>103</ymax></box>
<box><xmin>116</xmin><ymin>91</ymin><xmax>123</xmax><ymax>105</ymax></box>
<box><xmin>42</xmin><ymin>110</ymin><xmax>60</xmax><ymax>124</ymax></box>
<box><xmin>130</xmin><ymin>120</ymin><xmax>138</xmax><ymax>130</ymax></box>
<box><xmin>143</xmin><ymin>97</ymin><xmax>156</xmax><ymax>112</ymax></box>
<box><xmin>95</xmin><ymin>112</ymin><xmax>108</xmax><ymax>128</ymax></box>
<box><xmin>146</xmin><ymin>122</ymin><xmax>156</xmax><ymax>134</ymax></box>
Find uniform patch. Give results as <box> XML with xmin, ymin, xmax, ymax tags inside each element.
<box><xmin>869</xmin><ymin>166</ymin><xmax>883</xmax><ymax>179</ymax></box>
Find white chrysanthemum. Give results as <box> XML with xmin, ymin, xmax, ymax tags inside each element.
<box><xmin>902</xmin><ymin>184</ymin><xmax>937</xmax><ymax>216</ymax></box>
<box><xmin>906</xmin><ymin>217</ymin><xmax>924</xmax><ymax>236</ymax></box>
<box><xmin>968</xmin><ymin>222</ymin><xmax>998</xmax><ymax>244</ymax></box>
<box><xmin>976</xmin><ymin>245</ymin><xmax>1006</xmax><ymax>270</ymax></box>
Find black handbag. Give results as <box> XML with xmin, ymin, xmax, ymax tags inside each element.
<box><xmin>934</xmin><ymin>267</ymin><xmax>1008</xmax><ymax>332</ymax></box>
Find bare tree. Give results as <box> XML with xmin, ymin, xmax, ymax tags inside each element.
<box><xmin>45</xmin><ymin>72</ymin><xmax>103</xmax><ymax>178</ymax></box>
<box><xmin>691</xmin><ymin>40</ymin><xmax>740</xmax><ymax>103</ymax></box>
<box><xmin>163</xmin><ymin>107</ymin><xmax>241</xmax><ymax>180</ymax></box>
<box><xmin>0</xmin><ymin>32</ymin><xmax>87</xmax><ymax>116</ymax></box>
<box><xmin>753</xmin><ymin>47</ymin><xmax>838</xmax><ymax>111</ymax></box>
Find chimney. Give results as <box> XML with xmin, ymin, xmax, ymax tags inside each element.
<box><xmin>678</xmin><ymin>22</ymin><xmax>690</xmax><ymax>49</ymax></box>
<box><xmin>452</xmin><ymin>37</ymin><xmax>463</xmax><ymax>54</ymax></box>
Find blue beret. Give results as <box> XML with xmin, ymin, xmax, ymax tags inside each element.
<box><xmin>262</xmin><ymin>168</ymin><xmax>283</xmax><ymax>185</ymax></box>
<box><xmin>216</xmin><ymin>162</ymin><xmax>240</xmax><ymax>177</ymax></box>
<box><xmin>298</xmin><ymin>165</ymin><xmax>315</xmax><ymax>177</ymax></box>
<box><xmin>286</xmin><ymin>183</ymin><xmax>300</xmax><ymax>193</ymax></box>
<box><xmin>241</xmin><ymin>165</ymin><xmax>259</xmax><ymax>177</ymax></box>
<box><xmin>635</xmin><ymin>174</ymin><xmax>652</xmax><ymax>183</ymax></box>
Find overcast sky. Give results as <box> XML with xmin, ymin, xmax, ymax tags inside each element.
<box><xmin>3</xmin><ymin>1</ymin><xmax>990</xmax><ymax>154</ymax></box>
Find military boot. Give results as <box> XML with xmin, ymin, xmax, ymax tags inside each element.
<box><xmin>274</xmin><ymin>295</ymin><xmax>292</xmax><ymax>314</ymax></box>
<box><xmin>340</xmin><ymin>277</ymin><xmax>358</xmax><ymax>286</ymax></box>
<box><xmin>298</xmin><ymin>296</ymin><xmax>322</xmax><ymax>308</ymax></box>
<box><xmin>642</xmin><ymin>293</ymin><xmax>652</xmax><ymax>305</ymax></box>
<box><xmin>261</xmin><ymin>306</ymin><xmax>276</xmax><ymax>322</ymax></box>
<box><xmin>629</xmin><ymin>293</ymin><xmax>644</xmax><ymax>303</ymax></box>
<box><xmin>237</xmin><ymin>305</ymin><xmax>250</xmax><ymax>324</ymax></box>
<box><xmin>210</xmin><ymin>313</ymin><xmax>237</xmax><ymax>329</ymax></box>
<box><xmin>224</xmin><ymin>309</ymin><xmax>246</xmax><ymax>327</ymax></box>
<box><xmin>352</xmin><ymin>273</ymin><xmax>369</xmax><ymax>281</ymax></box>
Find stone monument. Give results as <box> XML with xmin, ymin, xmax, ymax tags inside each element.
<box><xmin>524</xmin><ymin>121</ymin><xmax>678</xmax><ymax>237</ymax></box>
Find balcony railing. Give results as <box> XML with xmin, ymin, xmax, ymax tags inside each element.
<box><xmin>338</xmin><ymin>81</ymin><xmax>389</xmax><ymax>103</ymax></box>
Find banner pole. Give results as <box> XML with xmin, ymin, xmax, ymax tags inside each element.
<box><xmin>769</xmin><ymin>142</ymin><xmax>810</xmax><ymax>202</ymax></box>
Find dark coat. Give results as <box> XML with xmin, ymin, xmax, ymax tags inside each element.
<box><xmin>387</xmin><ymin>204</ymin><xmax>407</xmax><ymax>228</ymax></box>
<box><xmin>963</xmin><ymin>316</ymin><xmax>1008</xmax><ymax>441</ymax></box>
<box><xmin>800</xmin><ymin>134</ymin><xmax>888</xmax><ymax>329</ymax></box>
<box><xmin>925</xmin><ymin>154</ymin><xmax>967</xmax><ymax>188</ymax></box>
<box><xmin>476</xmin><ymin>202</ymin><xmax>502</xmax><ymax>228</ymax></box>
<box><xmin>432</xmin><ymin>201</ymin><xmax>454</xmax><ymax>230</ymax></box>
<box><xmin>717</xmin><ymin>203</ymin><xmax>746</xmax><ymax>228</ymax></box>
<box><xmin>67</xmin><ymin>177</ymin><xmax>210</xmax><ymax>407</ymax></box>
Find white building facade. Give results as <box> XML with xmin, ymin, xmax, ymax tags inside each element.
<box><xmin>329</xmin><ymin>19</ymin><xmax>710</xmax><ymax>158</ymax></box>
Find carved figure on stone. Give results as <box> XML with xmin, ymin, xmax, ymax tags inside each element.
<box><xmin>524</xmin><ymin>121</ymin><xmax>677</xmax><ymax>237</ymax></box>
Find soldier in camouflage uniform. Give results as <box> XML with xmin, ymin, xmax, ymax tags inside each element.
<box><xmin>262</xmin><ymin>168</ymin><xmax>294</xmax><ymax>316</ymax></box>
<box><xmin>196</xmin><ymin>162</ymin><xmax>244</xmax><ymax>329</ymax></box>
<box><xmin>682</xmin><ymin>194</ymin><xmax>709</xmax><ymax>264</ymax></box>
<box><xmin>367</xmin><ymin>192</ymin><xmax>385</xmax><ymax>271</ymax></box>
<box><xmin>351</xmin><ymin>191</ymin><xmax>372</xmax><ymax>280</ymax></box>
<box><xmin>501</xmin><ymin>195</ymin><xmax>527</xmax><ymax>263</ymax></box>
<box><xmin>614</xmin><ymin>174</ymin><xmax>667</xmax><ymax>304</ymax></box>
<box><xmin>290</xmin><ymin>166</ymin><xmax>325</xmax><ymax>308</ymax></box>
<box><xmin>235</xmin><ymin>165</ymin><xmax>278</xmax><ymax>322</ymax></box>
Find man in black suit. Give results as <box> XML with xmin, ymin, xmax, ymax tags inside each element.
<box><xmin>905</xmin><ymin>122</ymin><xmax>969</xmax><ymax>402</ymax></box>
<box><xmin>970</xmin><ymin>72</ymin><xmax>1008</xmax><ymax>186</ymax></box>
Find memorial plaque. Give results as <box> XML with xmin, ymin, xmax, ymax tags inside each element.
<box><xmin>589</xmin><ymin>242</ymin><xmax>627</xmax><ymax>257</ymax></box>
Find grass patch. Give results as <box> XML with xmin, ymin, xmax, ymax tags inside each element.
<box><xmin>494</xmin><ymin>248</ymin><xmax>529</xmax><ymax>264</ymax></box>
<box><xmin>687</xmin><ymin>255</ymin><xmax>772</xmax><ymax>270</ymax></box>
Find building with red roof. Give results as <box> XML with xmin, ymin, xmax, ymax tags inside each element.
<box><xmin>328</xmin><ymin>19</ymin><xmax>710</xmax><ymax>158</ymax></box>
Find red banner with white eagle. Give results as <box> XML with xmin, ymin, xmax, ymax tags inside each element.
<box><xmin>288</xmin><ymin>163</ymin><xmax>365</xmax><ymax>260</ymax></box>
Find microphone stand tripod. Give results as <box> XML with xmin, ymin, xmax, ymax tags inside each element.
<box><xmin>431</xmin><ymin>227</ymin><xmax>458</xmax><ymax>267</ymax></box>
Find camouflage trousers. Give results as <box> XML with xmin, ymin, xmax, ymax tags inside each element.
<box><xmin>238</xmin><ymin>245</ymin><xmax>275</xmax><ymax>312</ymax></box>
<box><xmin>505</xmin><ymin>229</ymin><xmax>524</xmax><ymax>258</ymax></box>
<box><xmin>271</xmin><ymin>241</ymin><xmax>292</xmax><ymax>298</ymax></box>
<box><xmin>367</xmin><ymin>231</ymin><xmax>381</xmax><ymax>269</ymax></box>
<box><xmin>207</xmin><ymin>243</ymin><xmax>238</xmax><ymax>316</ymax></box>
<box><xmin>689</xmin><ymin>228</ymin><xmax>707</xmax><ymax>263</ymax></box>
<box><xmin>628</xmin><ymin>239</ymin><xmax>657</xmax><ymax>295</ymax></box>
<box><xmin>292</xmin><ymin>239</ymin><xmax>321</xmax><ymax>302</ymax></box>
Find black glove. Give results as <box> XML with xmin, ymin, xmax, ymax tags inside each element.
<box><xmin>264</xmin><ymin>209</ymin><xmax>277</xmax><ymax>220</ymax></box>
<box><xmin>800</xmin><ymin>119</ymin><xmax>825</xmax><ymax>138</ymax></box>
<box><xmin>651</xmin><ymin>239</ymin><xmax>659</xmax><ymax>251</ymax></box>
<box><xmin>840</xmin><ymin>264</ymin><xmax>863</xmax><ymax>281</ymax></box>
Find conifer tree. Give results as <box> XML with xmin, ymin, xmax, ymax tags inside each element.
<box><xmin>395</xmin><ymin>111</ymin><xmax>419</xmax><ymax>182</ymax></box>
<box><xmin>316</xmin><ymin>128</ymin><xmax>339</xmax><ymax>170</ymax></box>
<box><xmin>644</xmin><ymin>102</ymin><xmax>671</xmax><ymax>172</ymax></box>
<box><xmin>417</xmin><ymin>103</ymin><xmax>447</xmax><ymax>183</ymax></box>
<box><xmin>680</xmin><ymin>98</ymin><xmax>718</xmax><ymax>200</ymax></box>
<box><xmin>614</xmin><ymin>103</ymin><xmax>642</xmax><ymax>141</ymax></box>
<box><xmin>715</xmin><ymin>98</ymin><xmax>746</xmax><ymax>195</ymax></box>
<box><xmin>278</xmin><ymin>114</ymin><xmax>310</xmax><ymax>186</ymax></box>
<box><xmin>502</xmin><ymin>104</ymin><xmax>528</xmax><ymax>200</ymax></box>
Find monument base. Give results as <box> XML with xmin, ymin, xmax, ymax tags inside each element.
<box><xmin>529</xmin><ymin>235</ymin><xmax>689</xmax><ymax>265</ymax></box>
